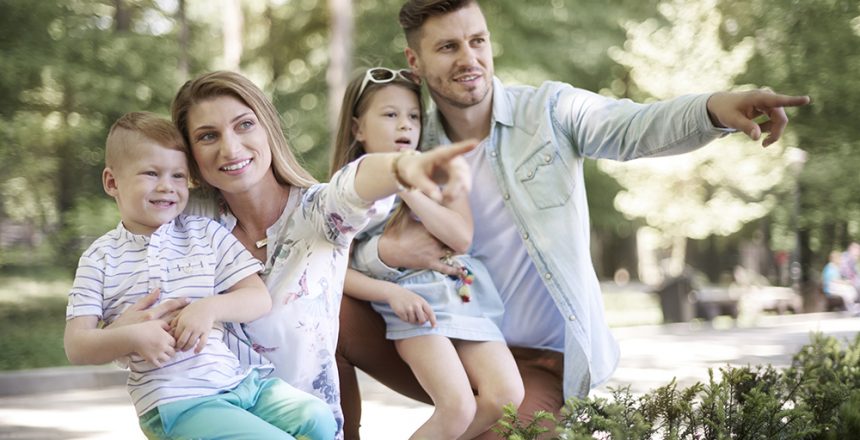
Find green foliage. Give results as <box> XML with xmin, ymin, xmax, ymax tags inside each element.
<box><xmin>0</xmin><ymin>296</ymin><xmax>69</xmax><ymax>370</ymax></box>
<box><xmin>493</xmin><ymin>404</ymin><xmax>555</xmax><ymax>440</ymax></box>
<box><xmin>1</xmin><ymin>0</ymin><xmax>661</xmax><ymax>272</ymax></box>
<box><xmin>718</xmin><ymin>0</ymin><xmax>860</xmax><ymax>256</ymax></box>
<box><xmin>0</xmin><ymin>0</ymin><xmax>194</xmax><ymax>271</ymax></box>
<box><xmin>2</xmin><ymin>0</ymin><xmax>857</xmax><ymax>279</ymax></box>
<box><xmin>498</xmin><ymin>333</ymin><xmax>860</xmax><ymax>439</ymax></box>
<box><xmin>0</xmin><ymin>268</ymin><xmax>73</xmax><ymax>371</ymax></box>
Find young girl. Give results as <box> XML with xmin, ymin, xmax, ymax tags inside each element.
<box><xmin>331</xmin><ymin>67</ymin><xmax>524</xmax><ymax>440</ymax></box>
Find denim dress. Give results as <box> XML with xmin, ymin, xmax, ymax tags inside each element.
<box><xmin>355</xmin><ymin>202</ymin><xmax>505</xmax><ymax>342</ymax></box>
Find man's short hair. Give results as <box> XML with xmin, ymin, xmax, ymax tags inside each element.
<box><xmin>105</xmin><ymin>112</ymin><xmax>185</xmax><ymax>169</ymax></box>
<box><xmin>399</xmin><ymin>0</ymin><xmax>477</xmax><ymax>49</ymax></box>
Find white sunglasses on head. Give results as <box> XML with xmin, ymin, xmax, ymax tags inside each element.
<box><xmin>357</xmin><ymin>68</ymin><xmax>421</xmax><ymax>98</ymax></box>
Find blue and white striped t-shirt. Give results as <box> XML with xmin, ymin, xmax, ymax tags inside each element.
<box><xmin>66</xmin><ymin>214</ymin><xmax>267</xmax><ymax>416</ymax></box>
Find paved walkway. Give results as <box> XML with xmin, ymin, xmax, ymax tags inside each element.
<box><xmin>1</xmin><ymin>312</ymin><xmax>857</xmax><ymax>439</ymax></box>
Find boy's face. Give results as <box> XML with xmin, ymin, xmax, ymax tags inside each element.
<box><xmin>405</xmin><ymin>3</ymin><xmax>494</xmax><ymax>110</ymax></box>
<box><xmin>103</xmin><ymin>141</ymin><xmax>189</xmax><ymax>235</ymax></box>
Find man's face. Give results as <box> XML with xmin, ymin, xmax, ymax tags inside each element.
<box><xmin>405</xmin><ymin>3</ymin><xmax>494</xmax><ymax>110</ymax></box>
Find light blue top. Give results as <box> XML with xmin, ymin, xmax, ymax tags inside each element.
<box><xmin>822</xmin><ymin>262</ymin><xmax>842</xmax><ymax>295</ymax></box>
<box><xmin>353</xmin><ymin>77</ymin><xmax>733</xmax><ymax>399</ymax></box>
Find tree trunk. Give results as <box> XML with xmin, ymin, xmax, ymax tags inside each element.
<box><xmin>327</xmin><ymin>0</ymin><xmax>353</xmax><ymax>135</ymax></box>
<box><xmin>176</xmin><ymin>0</ymin><xmax>190</xmax><ymax>78</ymax></box>
<box><xmin>55</xmin><ymin>81</ymin><xmax>82</xmax><ymax>271</ymax></box>
<box><xmin>114</xmin><ymin>0</ymin><xmax>131</xmax><ymax>32</ymax></box>
<box><xmin>837</xmin><ymin>221</ymin><xmax>849</xmax><ymax>249</ymax></box>
<box><xmin>797</xmin><ymin>226</ymin><xmax>817</xmax><ymax>312</ymax></box>
<box><xmin>265</xmin><ymin>5</ymin><xmax>283</xmax><ymax>81</ymax></box>
<box><xmin>222</xmin><ymin>0</ymin><xmax>243</xmax><ymax>71</ymax></box>
<box><xmin>668</xmin><ymin>235</ymin><xmax>687</xmax><ymax>277</ymax></box>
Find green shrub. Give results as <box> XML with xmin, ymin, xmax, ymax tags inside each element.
<box><xmin>495</xmin><ymin>333</ymin><xmax>860</xmax><ymax>440</ymax></box>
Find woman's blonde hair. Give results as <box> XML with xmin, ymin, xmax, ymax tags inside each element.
<box><xmin>171</xmin><ymin>70</ymin><xmax>317</xmax><ymax>190</ymax></box>
<box><xmin>329</xmin><ymin>68</ymin><xmax>424</xmax><ymax>231</ymax></box>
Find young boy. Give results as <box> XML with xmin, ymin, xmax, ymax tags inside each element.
<box><xmin>63</xmin><ymin>112</ymin><xmax>336</xmax><ymax>440</ymax></box>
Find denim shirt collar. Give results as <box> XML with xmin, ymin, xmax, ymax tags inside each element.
<box><xmin>491</xmin><ymin>76</ymin><xmax>514</xmax><ymax>128</ymax></box>
<box><xmin>425</xmin><ymin>76</ymin><xmax>512</xmax><ymax>147</ymax></box>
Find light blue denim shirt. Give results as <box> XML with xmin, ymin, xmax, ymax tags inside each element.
<box><xmin>354</xmin><ymin>77</ymin><xmax>732</xmax><ymax>399</ymax></box>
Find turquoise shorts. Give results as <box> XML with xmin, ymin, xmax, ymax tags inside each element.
<box><xmin>138</xmin><ymin>370</ymin><xmax>336</xmax><ymax>440</ymax></box>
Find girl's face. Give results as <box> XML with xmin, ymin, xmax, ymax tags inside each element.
<box><xmin>185</xmin><ymin>95</ymin><xmax>275</xmax><ymax>195</ymax></box>
<box><xmin>353</xmin><ymin>85</ymin><xmax>421</xmax><ymax>154</ymax></box>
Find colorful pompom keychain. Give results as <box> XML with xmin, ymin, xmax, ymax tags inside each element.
<box><xmin>442</xmin><ymin>254</ymin><xmax>474</xmax><ymax>303</ymax></box>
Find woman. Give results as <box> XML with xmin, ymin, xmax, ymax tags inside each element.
<box><xmin>159</xmin><ymin>70</ymin><xmax>474</xmax><ymax>438</ymax></box>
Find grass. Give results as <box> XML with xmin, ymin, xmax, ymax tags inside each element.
<box><xmin>0</xmin><ymin>269</ymin><xmax>72</xmax><ymax>371</ymax></box>
<box><xmin>0</xmin><ymin>270</ymin><xmax>668</xmax><ymax>371</ymax></box>
<box><xmin>602</xmin><ymin>282</ymin><xmax>664</xmax><ymax>327</ymax></box>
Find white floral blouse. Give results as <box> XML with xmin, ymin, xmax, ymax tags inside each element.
<box><xmin>188</xmin><ymin>160</ymin><xmax>392</xmax><ymax>438</ymax></box>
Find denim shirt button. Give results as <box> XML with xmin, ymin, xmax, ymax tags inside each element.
<box><xmin>568</xmin><ymin>314</ymin><xmax>576</xmax><ymax>321</ymax></box>
<box><xmin>544</xmin><ymin>155</ymin><xmax>552</xmax><ymax>163</ymax></box>
<box><xmin>490</xmin><ymin>151</ymin><xmax>497</xmax><ymax>158</ymax></box>
<box><xmin>503</xmin><ymin>193</ymin><xmax>510</xmax><ymax>200</ymax></box>
<box><xmin>522</xmin><ymin>232</ymin><xmax>529</xmax><ymax>240</ymax></box>
<box><xmin>544</xmin><ymin>272</ymin><xmax>552</xmax><ymax>280</ymax></box>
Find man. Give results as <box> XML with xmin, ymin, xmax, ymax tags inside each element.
<box><xmin>336</xmin><ymin>1</ymin><xmax>810</xmax><ymax>438</ymax></box>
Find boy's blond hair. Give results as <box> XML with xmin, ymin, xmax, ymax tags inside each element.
<box><xmin>105</xmin><ymin>112</ymin><xmax>186</xmax><ymax>169</ymax></box>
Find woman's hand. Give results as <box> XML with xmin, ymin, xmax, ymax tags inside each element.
<box><xmin>107</xmin><ymin>288</ymin><xmax>189</xmax><ymax>330</ymax></box>
<box><xmin>397</xmin><ymin>140</ymin><xmax>477</xmax><ymax>204</ymax></box>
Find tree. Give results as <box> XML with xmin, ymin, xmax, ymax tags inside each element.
<box><xmin>0</xmin><ymin>0</ymin><xmax>197</xmax><ymax>269</ymax></box>
<box><xmin>598</xmin><ymin>0</ymin><xmax>791</xmax><ymax>281</ymax></box>
<box><xmin>327</xmin><ymin>0</ymin><xmax>353</xmax><ymax>136</ymax></box>
<box><xmin>718</xmin><ymin>0</ymin><xmax>860</xmax><ymax>298</ymax></box>
<box><xmin>222</xmin><ymin>0</ymin><xmax>244</xmax><ymax>71</ymax></box>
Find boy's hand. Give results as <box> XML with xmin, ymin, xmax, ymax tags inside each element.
<box><xmin>131</xmin><ymin>320</ymin><xmax>176</xmax><ymax>367</ymax></box>
<box><xmin>170</xmin><ymin>299</ymin><xmax>216</xmax><ymax>353</ymax></box>
<box><xmin>387</xmin><ymin>286</ymin><xmax>437</xmax><ymax>328</ymax></box>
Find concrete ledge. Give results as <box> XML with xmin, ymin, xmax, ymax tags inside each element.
<box><xmin>0</xmin><ymin>365</ymin><xmax>128</xmax><ymax>396</ymax></box>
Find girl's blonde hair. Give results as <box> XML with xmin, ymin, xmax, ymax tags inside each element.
<box><xmin>328</xmin><ymin>68</ymin><xmax>424</xmax><ymax>231</ymax></box>
<box><xmin>171</xmin><ymin>70</ymin><xmax>317</xmax><ymax>190</ymax></box>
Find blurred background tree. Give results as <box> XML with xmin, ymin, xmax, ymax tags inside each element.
<box><xmin>717</xmin><ymin>0</ymin><xmax>860</xmax><ymax>302</ymax></box>
<box><xmin>597</xmin><ymin>0</ymin><xmax>787</xmax><ymax>284</ymax></box>
<box><xmin>0</xmin><ymin>0</ymin><xmax>857</xmax><ymax>303</ymax></box>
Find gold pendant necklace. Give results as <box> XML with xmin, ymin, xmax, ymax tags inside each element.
<box><xmin>237</xmin><ymin>222</ymin><xmax>268</xmax><ymax>249</ymax></box>
<box><xmin>237</xmin><ymin>186</ymin><xmax>289</xmax><ymax>251</ymax></box>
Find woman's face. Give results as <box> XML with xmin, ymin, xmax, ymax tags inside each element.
<box><xmin>185</xmin><ymin>95</ymin><xmax>274</xmax><ymax>195</ymax></box>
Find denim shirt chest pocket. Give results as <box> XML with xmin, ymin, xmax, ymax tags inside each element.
<box><xmin>514</xmin><ymin>139</ymin><xmax>575</xmax><ymax>209</ymax></box>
